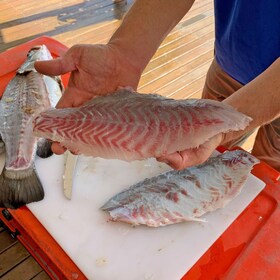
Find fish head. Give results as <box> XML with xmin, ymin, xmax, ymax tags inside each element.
<box><xmin>27</xmin><ymin>45</ymin><xmax>53</xmax><ymax>61</ymax></box>
<box><xmin>17</xmin><ymin>45</ymin><xmax>53</xmax><ymax>73</ymax></box>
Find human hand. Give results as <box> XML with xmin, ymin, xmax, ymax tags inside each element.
<box><xmin>157</xmin><ymin>133</ymin><xmax>224</xmax><ymax>170</ymax></box>
<box><xmin>35</xmin><ymin>44</ymin><xmax>142</xmax><ymax>154</ymax></box>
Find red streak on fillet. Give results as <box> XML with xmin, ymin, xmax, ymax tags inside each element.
<box><xmin>165</xmin><ymin>192</ymin><xmax>179</xmax><ymax>203</ymax></box>
<box><xmin>132</xmin><ymin>208</ymin><xmax>138</xmax><ymax>219</ymax></box>
<box><xmin>223</xmin><ymin>174</ymin><xmax>233</xmax><ymax>189</ymax></box>
<box><xmin>193</xmin><ymin>208</ymin><xmax>199</xmax><ymax>214</ymax></box>
<box><xmin>181</xmin><ymin>189</ymin><xmax>188</xmax><ymax>196</ymax></box>
<box><xmin>139</xmin><ymin>205</ymin><xmax>147</xmax><ymax>219</ymax></box>
<box><xmin>174</xmin><ymin>211</ymin><xmax>184</xmax><ymax>218</ymax></box>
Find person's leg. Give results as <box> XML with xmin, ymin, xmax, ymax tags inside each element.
<box><xmin>251</xmin><ymin>118</ymin><xmax>280</xmax><ymax>171</ymax></box>
<box><xmin>202</xmin><ymin>58</ymin><xmax>242</xmax><ymax>101</ymax></box>
<box><xmin>202</xmin><ymin>58</ymin><xmax>251</xmax><ymax>147</ymax></box>
<box><xmin>202</xmin><ymin>58</ymin><xmax>280</xmax><ymax>171</ymax></box>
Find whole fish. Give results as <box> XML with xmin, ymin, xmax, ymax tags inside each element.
<box><xmin>33</xmin><ymin>90</ymin><xmax>252</xmax><ymax>161</ymax></box>
<box><xmin>0</xmin><ymin>45</ymin><xmax>62</xmax><ymax>209</ymax></box>
<box><xmin>101</xmin><ymin>150</ymin><xmax>259</xmax><ymax>227</ymax></box>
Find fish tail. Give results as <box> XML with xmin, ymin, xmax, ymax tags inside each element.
<box><xmin>0</xmin><ymin>167</ymin><xmax>44</xmax><ymax>209</ymax></box>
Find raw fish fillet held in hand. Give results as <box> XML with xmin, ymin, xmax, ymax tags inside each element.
<box><xmin>101</xmin><ymin>150</ymin><xmax>260</xmax><ymax>227</ymax></box>
<box><xmin>33</xmin><ymin>90</ymin><xmax>252</xmax><ymax>161</ymax></box>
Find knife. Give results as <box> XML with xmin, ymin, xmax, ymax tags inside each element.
<box><xmin>63</xmin><ymin>151</ymin><xmax>78</xmax><ymax>200</ymax></box>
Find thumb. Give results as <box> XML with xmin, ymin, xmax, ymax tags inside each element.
<box><xmin>34</xmin><ymin>56</ymin><xmax>76</xmax><ymax>76</ymax></box>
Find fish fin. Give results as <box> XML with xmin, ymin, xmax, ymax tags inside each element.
<box><xmin>36</xmin><ymin>138</ymin><xmax>53</xmax><ymax>158</ymax></box>
<box><xmin>0</xmin><ymin>168</ymin><xmax>44</xmax><ymax>209</ymax></box>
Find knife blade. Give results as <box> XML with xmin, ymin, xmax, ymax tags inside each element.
<box><xmin>63</xmin><ymin>151</ymin><xmax>78</xmax><ymax>200</ymax></box>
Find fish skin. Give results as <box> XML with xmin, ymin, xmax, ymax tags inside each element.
<box><xmin>101</xmin><ymin>150</ymin><xmax>260</xmax><ymax>227</ymax></box>
<box><xmin>33</xmin><ymin>90</ymin><xmax>252</xmax><ymax>161</ymax></box>
<box><xmin>0</xmin><ymin>45</ymin><xmax>62</xmax><ymax>209</ymax></box>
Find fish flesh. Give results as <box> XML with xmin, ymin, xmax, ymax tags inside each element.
<box><xmin>0</xmin><ymin>45</ymin><xmax>62</xmax><ymax>209</ymax></box>
<box><xmin>33</xmin><ymin>90</ymin><xmax>252</xmax><ymax>161</ymax></box>
<box><xmin>101</xmin><ymin>150</ymin><xmax>259</xmax><ymax>227</ymax></box>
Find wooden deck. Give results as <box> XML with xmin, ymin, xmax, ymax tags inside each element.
<box><xmin>0</xmin><ymin>0</ymin><xmax>256</xmax><ymax>278</ymax></box>
<box><xmin>0</xmin><ymin>222</ymin><xmax>50</xmax><ymax>279</ymax></box>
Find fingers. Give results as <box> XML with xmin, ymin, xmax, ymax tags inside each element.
<box><xmin>51</xmin><ymin>142</ymin><xmax>79</xmax><ymax>156</ymax></box>
<box><xmin>158</xmin><ymin>134</ymin><xmax>223</xmax><ymax>170</ymax></box>
<box><xmin>35</xmin><ymin>57</ymin><xmax>76</xmax><ymax>76</ymax></box>
<box><xmin>51</xmin><ymin>142</ymin><xmax>67</xmax><ymax>155</ymax></box>
<box><xmin>157</xmin><ymin>152</ymin><xmax>186</xmax><ymax>170</ymax></box>
<box><xmin>157</xmin><ymin>149</ymin><xmax>207</xmax><ymax>170</ymax></box>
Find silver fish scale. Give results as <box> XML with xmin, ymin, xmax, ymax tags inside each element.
<box><xmin>0</xmin><ymin>45</ymin><xmax>63</xmax><ymax>209</ymax></box>
<box><xmin>0</xmin><ymin>72</ymin><xmax>51</xmax><ymax>170</ymax></box>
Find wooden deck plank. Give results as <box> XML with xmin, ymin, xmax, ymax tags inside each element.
<box><xmin>143</xmin><ymin>24</ymin><xmax>214</xmax><ymax>74</ymax></box>
<box><xmin>140</xmin><ymin>49</ymin><xmax>213</xmax><ymax>94</ymax></box>
<box><xmin>32</xmin><ymin>271</ymin><xmax>51</xmax><ymax>280</ymax></box>
<box><xmin>53</xmin><ymin>0</ymin><xmax>213</xmax><ymax>45</ymax></box>
<box><xmin>2</xmin><ymin>17</ymin><xmax>63</xmax><ymax>43</ymax></box>
<box><xmin>144</xmin><ymin>52</ymin><xmax>213</xmax><ymax>99</ymax></box>
<box><xmin>156</xmin><ymin>60</ymin><xmax>212</xmax><ymax>96</ymax></box>
<box><xmin>0</xmin><ymin>256</ymin><xmax>45</xmax><ymax>280</ymax></box>
<box><xmin>151</xmin><ymin>14</ymin><xmax>213</xmax><ymax>59</ymax></box>
<box><xmin>0</xmin><ymin>242</ymin><xmax>30</xmax><ymax>277</ymax></box>
<box><xmin>1</xmin><ymin>0</ymin><xmax>84</xmax><ymax>22</ymax></box>
<box><xmin>0</xmin><ymin>0</ymin><xmax>129</xmax><ymax>51</ymax></box>
<box><xmin>168</xmin><ymin>75</ymin><xmax>207</xmax><ymax>99</ymax></box>
<box><xmin>0</xmin><ymin>231</ymin><xmax>18</xmax><ymax>254</ymax></box>
<box><xmin>139</xmin><ymin>28</ymin><xmax>214</xmax><ymax>89</ymax></box>
<box><xmin>140</xmin><ymin>37</ymin><xmax>214</xmax><ymax>92</ymax></box>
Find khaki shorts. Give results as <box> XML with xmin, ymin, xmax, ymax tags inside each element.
<box><xmin>202</xmin><ymin>58</ymin><xmax>280</xmax><ymax>171</ymax></box>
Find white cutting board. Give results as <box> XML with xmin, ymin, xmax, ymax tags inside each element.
<box><xmin>27</xmin><ymin>153</ymin><xmax>265</xmax><ymax>280</ymax></box>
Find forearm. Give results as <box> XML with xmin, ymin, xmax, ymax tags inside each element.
<box><xmin>109</xmin><ymin>0</ymin><xmax>195</xmax><ymax>73</ymax></box>
<box><xmin>222</xmin><ymin>58</ymin><xmax>280</xmax><ymax>144</ymax></box>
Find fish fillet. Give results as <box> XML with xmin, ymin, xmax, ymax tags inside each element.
<box><xmin>33</xmin><ymin>90</ymin><xmax>252</xmax><ymax>161</ymax></box>
<box><xmin>101</xmin><ymin>150</ymin><xmax>259</xmax><ymax>227</ymax></box>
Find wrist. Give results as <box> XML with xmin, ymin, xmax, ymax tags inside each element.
<box><xmin>107</xmin><ymin>41</ymin><xmax>144</xmax><ymax>89</ymax></box>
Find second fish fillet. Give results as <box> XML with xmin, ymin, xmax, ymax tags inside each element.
<box><xmin>101</xmin><ymin>150</ymin><xmax>259</xmax><ymax>227</ymax></box>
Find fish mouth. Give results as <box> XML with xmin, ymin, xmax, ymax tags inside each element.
<box><xmin>27</xmin><ymin>45</ymin><xmax>42</xmax><ymax>54</ymax></box>
<box><xmin>26</xmin><ymin>45</ymin><xmax>52</xmax><ymax>61</ymax></box>
<box><xmin>27</xmin><ymin>45</ymin><xmax>43</xmax><ymax>57</ymax></box>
